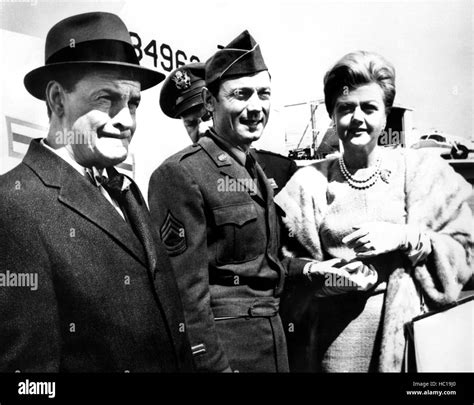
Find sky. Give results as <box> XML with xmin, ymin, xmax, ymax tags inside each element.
<box><xmin>0</xmin><ymin>0</ymin><xmax>472</xmax><ymax>191</ymax></box>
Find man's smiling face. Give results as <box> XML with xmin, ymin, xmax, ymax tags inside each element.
<box><xmin>210</xmin><ymin>70</ymin><xmax>271</xmax><ymax>148</ymax></box>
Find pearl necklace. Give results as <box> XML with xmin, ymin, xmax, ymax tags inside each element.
<box><xmin>338</xmin><ymin>156</ymin><xmax>382</xmax><ymax>190</ymax></box>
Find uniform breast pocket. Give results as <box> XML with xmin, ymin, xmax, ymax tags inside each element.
<box><xmin>212</xmin><ymin>203</ymin><xmax>265</xmax><ymax>264</ymax></box>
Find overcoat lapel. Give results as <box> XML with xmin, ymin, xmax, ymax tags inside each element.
<box><xmin>23</xmin><ymin>139</ymin><xmax>147</xmax><ymax>268</ymax></box>
<box><xmin>22</xmin><ymin>140</ymin><xmax>192</xmax><ymax>368</ymax></box>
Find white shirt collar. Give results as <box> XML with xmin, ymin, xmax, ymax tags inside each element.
<box><xmin>39</xmin><ymin>138</ymin><xmax>130</xmax><ymax>191</ymax></box>
<box><xmin>40</xmin><ymin>138</ymin><xmax>87</xmax><ymax>177</ymax></box>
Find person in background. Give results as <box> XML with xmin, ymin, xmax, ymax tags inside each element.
<box><xmin>159</xmin><ymin>62</ymin><xmax>211</xmax><ymax>143</ymax></box>
<box><xmin>275</xmin><ymin>50</ymin><xmax>473</xmax><ymax>372</ymax></box>
<box><xmin>0</xmin><ymin>12</ymin><xmax>194</xmax><ymax>372</ymax></box>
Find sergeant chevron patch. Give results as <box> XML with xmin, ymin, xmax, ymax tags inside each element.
<box><xmin>160</xmin><ymin>211</ymin><xmax>187</xmax><ymax>256</ymax></box>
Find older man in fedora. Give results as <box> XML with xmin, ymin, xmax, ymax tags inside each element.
<box><xmin>148</xmin><ymin>30</ymin><xmax>328</xmax><ymax>372</ymax></box>
<box><xmin>0</xmin><ymin>12</ymin><xmax>194</xmax><ymax>372</ymax></box>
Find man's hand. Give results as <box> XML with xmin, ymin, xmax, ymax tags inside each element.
<box><xmin>342</xmin><ymin>222</ymin><xmax>408</xmax><ymax>258</ymax></box>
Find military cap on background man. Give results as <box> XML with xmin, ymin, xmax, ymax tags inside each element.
<box><xmin>160</xmin><ymin>62</ymin><xmax>207</xmax><ymax>119</ymax></box>
<box><xmin>205</xmin><ymin>29</ymin><xmax>268</xmax><ymax>86</ymax></box>
<box><xmin>160</xmin><ymin>62</ymin><xmax>211</xmax><ymax>142</ymax></box>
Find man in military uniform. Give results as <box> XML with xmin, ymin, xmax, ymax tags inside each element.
<box><xmin>148</xmin><ymin>30</ymin><xmax>313</xmax><ymax>372</ymax></box>
<box><xmin>159</xmin><ymin>63</ymin><xmax>297</xmax><ymax>195</ymax></box>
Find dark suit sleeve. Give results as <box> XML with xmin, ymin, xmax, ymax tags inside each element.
<box><xmin>0</xmin><ymin>197</ymin><xmax>60</xmax><ymax>372</ymax></box>
<box><xmin>148</xmin><ymin>161</ymin><xmax>230</xmax><ymax>372</ymax></box>
<box><xmin>288</xmin><ymin>158</ymin><xmax>298</xmax><ymax>179</ymax></box>
<box><xmin>281</xmin><ymin>257</ymin><xmax>312</xmax><ymax>280</ymax></box>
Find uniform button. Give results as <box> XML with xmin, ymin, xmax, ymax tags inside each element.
<box><xmin>217</xmin><ymin>153</ymin><xmax>227</xmax><ymax>162</ymax></box>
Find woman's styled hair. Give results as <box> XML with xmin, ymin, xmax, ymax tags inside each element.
<box><xmin>323</xmin><ymin>51</ymin><xmax>396</xmax><ymax>117</ymax></box>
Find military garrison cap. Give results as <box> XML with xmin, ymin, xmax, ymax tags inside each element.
<box><xmin>160</xmin><ymin>62</ymin><xmax>206</xmax><ymax>118</ymax></box>
<box><xmin>205</xmin><ymin>30</ymin><xmax>268</xmax><ymax>86</ymax></box>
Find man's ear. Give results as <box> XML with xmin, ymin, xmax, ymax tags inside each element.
<box><xmin>202</xmin><ymin>87</ymin><xmax>215</xmax><ymax>113</ymax></box>
<box><xmin>45</xmin><ymin>81</ymin><xmax>66</xmax><ymax>118</ymax></box>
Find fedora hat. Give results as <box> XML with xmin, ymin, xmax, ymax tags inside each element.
<box><xmin>24</xmin><ymin>12</ymin><xmax>165</xmax><ymax>100</ymax></box>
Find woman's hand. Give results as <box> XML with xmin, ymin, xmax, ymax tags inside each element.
<box><xmin>342</xmin><ymin>221</ymin><xmax>408</xmax><ymax>258</ymax></box>
<box><xmin>307</xmin><ymin>259</ymin><xmax>378</xmax><ymax>296</ymax></box>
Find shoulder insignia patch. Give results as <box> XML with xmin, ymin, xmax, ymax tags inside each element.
<box><xmin>160</xmin><ymin>211</ymin><xmax>187</xmax><ymax>256</ymax></box>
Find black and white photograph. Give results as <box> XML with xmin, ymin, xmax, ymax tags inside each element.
<box><xmin>0</xmin><ymin>0</ymin><xmax>473</xmax><ymax>402</ymax></box>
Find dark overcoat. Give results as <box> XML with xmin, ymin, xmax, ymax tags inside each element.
<box><xmin>0</xmin><ymin>139</ymin><xmax>194</xmax><ymax>372</ymax></box>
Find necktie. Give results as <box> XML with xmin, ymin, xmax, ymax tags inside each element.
<box><xmin>245</xmin><ymin>153</ymin><xmax>267</xmax><ymax>200</ymax></box>
<box><xmin>245</xmin><ymin>153</ymin><xmax>258</xmax><ymax>180</ymax></box>
<box><xmin>100</xmin><ymin>167</ymin><xmax>157</xmax><ymax>271</ymax></box>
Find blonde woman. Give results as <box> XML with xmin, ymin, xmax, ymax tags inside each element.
<box><xmin>276</xmin><ymin>51</ymin><xmax>473</xmax><ymax>372</ymax></box>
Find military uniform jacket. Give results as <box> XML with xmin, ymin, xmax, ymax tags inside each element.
<box><xmin>0</xmin><ymin>139</ymin><xmax>194</xmax><ymax>372</ymax></box>
<box><xmin>148</xmin><ymin>134</ymin><xmax>308</xmax><ymax>372</ymax></box>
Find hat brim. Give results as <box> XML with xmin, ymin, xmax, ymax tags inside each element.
<box><xmin>174</xmin><ymin>92</ymin><xmax>205</xmax><ymax>118</ymax></box>
<box><xmin>24</xmin><ymin>61</ymin><xmax>165</xmax><ymax>100</ymax></box>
